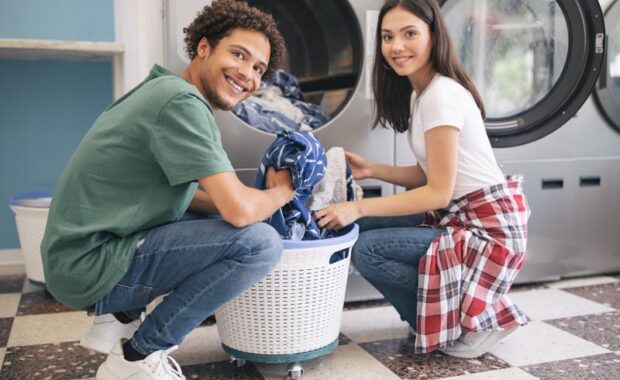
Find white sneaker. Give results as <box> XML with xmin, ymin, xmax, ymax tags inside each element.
<box><xmin>96</xmin><ymin>341</ymin><xmax>185</xmax><ymax>380</ymax></box>
<box><xmin>440</xmin><ymin>326</ymin><xmax>518</xmax><ymax>358</ymax></box>
<box><xmin>81</xmin><ymin>314</ymin><xmax>141</xmax><ymax>354</ymax></box>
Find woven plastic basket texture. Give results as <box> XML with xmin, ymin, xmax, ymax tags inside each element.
<box><xmin>215</xmin><ymin>224</ymin><xmax>359</xmax><ymax>356</ymax></box>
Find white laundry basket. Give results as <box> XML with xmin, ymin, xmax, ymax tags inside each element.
<box><xmin>215</xmin><ymin>224</ymin><xmax>359</xmax><ymax>365</ymax></box>
<box><xmin>8</xmin><ymin>191</ymin><xmax>52</xmax><ymax>286</ymax></box>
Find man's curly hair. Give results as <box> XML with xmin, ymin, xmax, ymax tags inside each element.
<box><xmin>183</xmin><ymin>0</ymin><xmax>286</xmax><ymax>78</ymax></box>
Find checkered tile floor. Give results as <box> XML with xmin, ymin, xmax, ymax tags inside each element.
<box><xmin>1</xmin><ymin>264</ymin><xmax>620</xmax><ymax>380</ymax></box>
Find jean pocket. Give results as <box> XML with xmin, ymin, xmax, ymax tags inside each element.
<box><xmin>96</xmin><ymin>283</ymin><xmax>153</xmax><ymax>316</ymax></box>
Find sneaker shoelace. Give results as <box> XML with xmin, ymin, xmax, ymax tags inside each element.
<box><xmin>149</xmin><ymin>345</ymin><xmax>185</xmax><ymax>380</ymax></box>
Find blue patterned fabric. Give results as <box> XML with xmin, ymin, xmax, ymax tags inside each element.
<box><xmin>233</xmin><ymin>101</ymin><xmax>301</xmax><ymax>133</ymax></box>
<box><xmin>269</xmin><ymin>71</ymin><xmax>329</xmax><ymax>129</ymax></box>
<box><xmin>233</xmin><ymin>70</ymin><xmax>329</xmax><ymax>133</ymax></box>
<box><xmin>255</xmin><ymin>131</ymin><xmax>326</xmax><ymax>240</ymax></box>
<box><xmin>269</xmin><ymin>70</ymin><xmax>304</xmax><ymax>100</ymax></box>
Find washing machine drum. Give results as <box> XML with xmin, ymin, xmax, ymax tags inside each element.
<box><xmin>239</xmin><ymin>0</ymin><xmax>363</xmax><ymax>128</ymax></box>
<box><xmin>439</xmin><ymin>0</ymin><xmax>605</xmax><ymax>147</ymax></box>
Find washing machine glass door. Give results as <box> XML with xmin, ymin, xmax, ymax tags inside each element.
<box><xmin>237</xmin><ymin>0</ymin><xmax>363</xmax><ymax>132</ymax></box>
<box><xmin>594</xmin><ymin>0</ymin><xmax>620</xmax><ymax>133</ymax></box>
<box><xmin>439</xmin><ymin>0</ymin><xmax>606</xmax><ymax>147</ymax></box>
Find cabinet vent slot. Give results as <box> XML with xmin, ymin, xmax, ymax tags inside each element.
<box><xmin>580</xmin><ymin>176</ymin><xmax>601</xmax><ymax>187</ymax></box>
<box><xmin>542</xmin><ymin>179</ymin><xmax>563</xmax><ymax>189</ymax></box>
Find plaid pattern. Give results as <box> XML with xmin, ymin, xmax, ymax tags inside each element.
<box><xmin>415</xmin><ymin>175</ymin><xmax>531</xmax><ymax>353</ymax></box>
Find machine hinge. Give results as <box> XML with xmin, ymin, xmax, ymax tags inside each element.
<box><xmin>595</xmin><ymin>33</ymin><xmax>604</xmax><ymax>54</ymax></box>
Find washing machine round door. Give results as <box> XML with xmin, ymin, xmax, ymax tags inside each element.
<box><xmin>236</xmin><ymin>0</ymin><xmax>363</xmax><ymax>128</ymax></box>
<box><xmin>439</xmin><ymin>0</ymin><xmax>606</xmax><ymax>147</ymax></box>
<box><xmin>593</xmin><ymin>0</ymin><xmax>620</xmax><ymax>133</ymax></box>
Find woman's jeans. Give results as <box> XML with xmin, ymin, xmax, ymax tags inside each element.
<box><xmin>352</xmin><ymin>215</ymin><xmax>444</xmax><ymax>330</ymax></box>
<box><xmin>92</xmin><ymin>213</ymin><xmax>283</xmax><ymax>355</ymax></box>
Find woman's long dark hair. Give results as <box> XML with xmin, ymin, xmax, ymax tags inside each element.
<box><xmin>372</xmin><ymin>0</ymin><xmax>486</xmax><ymax>133</ymax></box>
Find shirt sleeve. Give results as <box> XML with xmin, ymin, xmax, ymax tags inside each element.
<box><xmin>150</xmin><ymin>92</ymin><xmax>234</xmax><ymax>186</ymax></box>
<box><xmin>420</xmin><ymin>84</ymin><xmax>466</xmax><ymax>133</ymax></box>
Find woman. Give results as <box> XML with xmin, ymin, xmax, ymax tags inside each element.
<box><xmin>314</xmin><ymin>0</ymin><xmax>531</xmax><ymax>357</ymax></box>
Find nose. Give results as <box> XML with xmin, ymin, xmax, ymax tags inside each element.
<box><xmin>238</xmin><ymin>63</ymin><xmax>253</xmax><ymax>82</ymax></box>
<box><xmin>391</xmin><ymin>37</ymin><xmax>405</xmax><ymax>53</ymax></box>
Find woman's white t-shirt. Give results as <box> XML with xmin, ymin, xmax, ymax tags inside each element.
<box><xmin>407</xmin><ymin>75</ymin><xmax>505</xmax><ymax>199</ymax></box>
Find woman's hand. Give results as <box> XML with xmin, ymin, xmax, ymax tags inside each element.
<box><xmin>314</xmin><ymin>201</ymin><xmax>361</xmax><ymax>230</ymax></box>
<box><xmin>345</xmin><ymin>151</ymin><xmax>373</xmax><ymax>180</ymax></box>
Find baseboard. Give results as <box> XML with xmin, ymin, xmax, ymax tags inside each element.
<box><xmin>0</xmin><ymin>249</ymin><xmax>25</xmax><ymax>266</ymax></box>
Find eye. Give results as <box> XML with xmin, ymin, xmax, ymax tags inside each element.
<box><xmin>254</xmin><ymin>66</ymin><xmax>265</xmax><ymax>75</ymax></box>
<box><xmin>405</xmin><ymin>30</ymin><xmax>416</xmax><ymax>38</ymax></box>
<box><xmin>232</xmin><ymin>50</ymin><xmax>244</xmax><ymax>60</ymax></box>
<box><xmin>382</xmin><ymin>34</ymin><xmax>392</xmax><ymax>42</ymax></box>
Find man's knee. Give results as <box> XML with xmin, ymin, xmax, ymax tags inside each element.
<box><xmin>238</xmin><ymin>222</ymin><xmax>283</xmax><ymax>265</ymax></box>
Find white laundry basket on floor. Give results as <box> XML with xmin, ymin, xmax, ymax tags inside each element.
<box><xmin>8</xmin><ymin>191</ymin><xmax>52</xmax><ymax>286</ymax></box>
<box><xmin>215</xmin><ymin>224</ymin><xmax>359</xmax><ymax>369</ymax></box>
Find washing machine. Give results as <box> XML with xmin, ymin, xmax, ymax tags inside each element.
<box><xmin>567</xmin><ymin>0</ymin><xmax>620</xmax><ymax>279</ymax></box>
<box><xmin>164</xmin><ymin>0</ymin><xmax>388</xmax><ymax>301</ymax></box>
<box><xmin>396</xmin><ymin>0</ymin><xmax>614</xmax><ymax>283</ymax></box>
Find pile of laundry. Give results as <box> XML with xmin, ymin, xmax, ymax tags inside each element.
<box><xmin>256</xmin><ymin>130</ymin><xmax>363</xmax><ymax>241</ymax></box>
<box><xmin>234</xmin><ymin>70</ymin><xmax>329</xmax><ymax>134</ymax></box>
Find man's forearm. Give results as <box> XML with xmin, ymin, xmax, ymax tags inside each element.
<box><xmin>238</xmin><ymin>185</ymin><xmax>294</xmax><ymax>226</ymax></box>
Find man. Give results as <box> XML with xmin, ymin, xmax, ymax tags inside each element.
<box><xmin>40</xmin><ymin>1</ymin><xmax>290</xmax><ymax>379</ymax></box>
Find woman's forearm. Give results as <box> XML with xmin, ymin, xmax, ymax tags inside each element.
<box><xmin>356</xmin><ymin>184</ymin><xmax>451</xmax><ymax>218</ymax></box>
<box><xmin>370</xmin><ymin>162</ymin><xmax>427</xmax><ymax>189</ymax></box>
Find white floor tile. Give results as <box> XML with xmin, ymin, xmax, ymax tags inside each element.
<box><xmin>546</xmin><ymin>276</ymin><xmax>619</xmax><ymax>289</ymax></box>
<box><xmin>174</xmin><ymin>325</ymin><xmax>229</xmax><ymax>366</ymax></box>
<box><xmin>489</xmin><ymin>321</ymin><xmax>609</xmax><ymax>367</ymax></box>
<box><xmin>7</xmin><ymin>311</ymin><xmax>93</xmax><ymax>347</ymax></box>
<box><xmin>0</xmin><ymin>294</ymin><xmax>20</xmax><ymax>318</ymax></box>
<box><xmin>339</xmin><ymin>306</ymin><xmax>409</xmax><ymax>344</ymax></box>
<box><xmin>256</xmin><ymin>343</ymin><xmax>401</xmax><ymax>380</ymax></box>
<box><xmin>508</xmin><ymin>288</ymin><xmax>615</xmax><ymax>321</ymax></box>
<box><xmin>0</xmin><ymin>264</ymin><xmax>25</xmax><ymax>276</ymax></box>
<box><xmin>443</xmin><ymin>367</ymin><xmax>539</xmax><ymax>380</ymax></box>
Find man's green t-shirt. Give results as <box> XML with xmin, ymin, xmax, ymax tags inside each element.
<box><xmin>41</xmin><ymin>65</ymin><xmax>234</xmax><ymax>309</ymax></box>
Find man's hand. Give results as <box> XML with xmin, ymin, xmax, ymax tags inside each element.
<box><xmin>266</xmin><ymin>167</ymin><xmax>295</xmax><ymax>201</ymax></box>
<box><xmin>314</xmin><ymin>201</ymin><xmax>361</xmax><ymax>230</ymax></box>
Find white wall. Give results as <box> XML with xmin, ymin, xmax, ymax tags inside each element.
<box><xmin>114</xmin><ymin>0</ymin><xmax>165</xmax><ymax>94</ymax></box>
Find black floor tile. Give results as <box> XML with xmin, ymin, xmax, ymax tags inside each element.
<box><xmin>1</xmin><ymin>341</ymin><xmax>106</xmax><ymax>380</ymax></box>
<box><xmin>360</xmin><ymin>337</ymin><xmax>510</xmax><ymax>379</ymax></box>
<box><xmin>522</xmin><ymin>352</ymin><xmax>620</xmax><ymax>380</ymax></box>
<box><xmin>0</xmin><ymin>318</ymin><xmax>13</xmax><ymax>347</ymax></box>
<box><xmin>0</xmin><ymin>275</ymin><xmax>25</xmax><ymax>294</ymax></box>
<box><xmin>547</xmin><ymin>311</ymin><xmax>620</xmax><ymax>351</ymax></box>
<box><xmin>17</xmin><ymin>291</ymin><xmax>73</xmax><ymax>316</ymax></box>
<box><xmin>182</xmin><ymin>360</ymin><xmax>264</xmax><ymax>380</ymax></box>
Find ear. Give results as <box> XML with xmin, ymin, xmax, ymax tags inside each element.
<box><xmin>196</xmin><ymin>37</ymin><xmax>211</xmax><ymax>58</ymax></box>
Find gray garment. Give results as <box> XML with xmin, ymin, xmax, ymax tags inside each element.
<box><xmin>250</xmin><ymin>86</ymin><xmax>313</xmax><ymax>131</ymax></box>
<box><xmin>308</xmin><ymin>147</ymin><xmax>363</xmax><ymax>210</ymax></box>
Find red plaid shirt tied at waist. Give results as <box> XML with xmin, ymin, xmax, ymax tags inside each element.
<box><xmin>414</xmin><ymin>175</ymin><xmax>531</xmax><ymax>353</ymax></box>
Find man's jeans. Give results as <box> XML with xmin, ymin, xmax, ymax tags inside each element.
<box><xmin>352</xmin><ymin>215</ymin><xmax>444</xmax><ymax>330</ymax></box>
<box><xmin>92</xmin><ymin>213</ymin><xmax>283</xmax><ymax>355</ymax></box>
